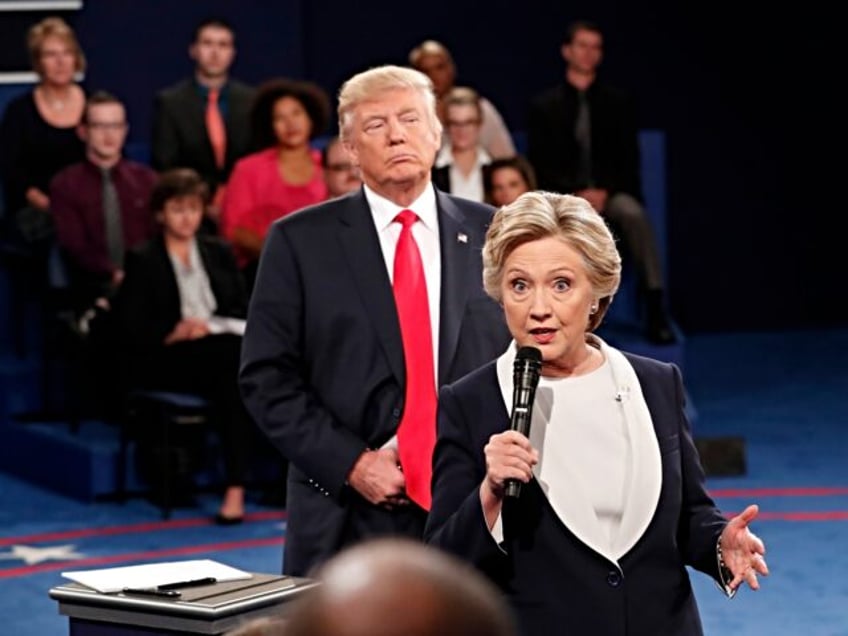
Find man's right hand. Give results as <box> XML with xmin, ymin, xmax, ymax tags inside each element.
<box><xmin>25</xmin><ymin>187</ymin><xmax>50</xmax><ymax>211</ymax></box>
<box><xmin>347</xmin><ymin>448</ymin><xmax>408</xmax><ymax>508</ymax></box>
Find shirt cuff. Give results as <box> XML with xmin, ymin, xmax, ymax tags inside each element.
<box><xmin>715</xmin><ymin>535</ymin><xmax>737</xmax><ymax>599</ymax></box>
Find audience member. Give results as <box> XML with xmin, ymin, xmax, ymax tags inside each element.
<box><xmin>0</xmin><ymin>16</ymin><xmax>85</xmax><ymax>244</ymax></box>
<box><xmin>431</xmin><ymin>87</ymin><xmax>491</xmax><ymax>202</ymax></box>
<box><xmin>151</xmin><ymin>17</ymin><xmax>255</xmax><ymax>228</ymax></box>
<box><xmin>50</xmin><ymin>91</ymin><xmax>157</xmax><ymax>314</ymax></box>
<box><xmin>239</xmin><ymin>65</ymin><xmax>510</xmax><ymax>576</ymax></box>
<box><xmin>220</xmin><ymin>78</ymin><xmax>329</xmax><ymax>290</ymax></box>
<box><xmin>425</xmin><ymin>191</ymin><xmax>768</xmax><ymax>634</ymax></box>
<box><xmin>280</xmin><ymin>538</ymin><xmax>517</xmax><ymax>636</ymax></box>
<box><xmin>527</xmin><ymin>20</ymin><xmax>675</xmax><ymax>343</ymax></box>
<box><xmin>114</xmin><ymin>168</ymin><xmax>254</xmax><ymax>524</ymax></box>
<box><xmin>409</xmin><ymin>40</ymin><xmax>515</xmax><ymax>160</ymax></box>
<box><xmin>321</xmin><ymin>136</ymin><xmax>362</xmax><ymax>199</ymax></box>
<box><xmin>482</xmin><ymin>155</ymin><xmax>537</xmax><ymax>207</ymax></box>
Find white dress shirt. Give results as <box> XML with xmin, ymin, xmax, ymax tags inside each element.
<box><xmin>364</xmin><ymin>183</ymin><xmax>441</xmax><ymax>388</ymax></box>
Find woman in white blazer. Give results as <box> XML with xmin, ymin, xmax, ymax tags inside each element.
<box><xmin>425</xmin><ymin>192</ymin><xmax>768</xmax><ymax>635</ymax></box>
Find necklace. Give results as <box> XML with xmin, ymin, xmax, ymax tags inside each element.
<box><xmin>38</xmin><ymin>86</ymin><xmax>69</xmax><ymax>111</ymax></box>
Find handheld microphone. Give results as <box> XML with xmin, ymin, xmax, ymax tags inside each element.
<box><xmin>504</xmin><ymin>346</ymin><xmax>542</xmax><ymax>498</ymax></box>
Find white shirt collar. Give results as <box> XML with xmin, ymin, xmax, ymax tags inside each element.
<box><xmin>363</xmin><ymin>182</ymin><xmax>438</xmax><ymax>233</ymax></box>
<box><xmin>434</xmin><ymin>144</ymin><xmax>492</xmax><ymax>169</ymax></box>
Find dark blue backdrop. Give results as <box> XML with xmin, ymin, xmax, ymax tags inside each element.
<box><xmin>3</xmin><ymin>0</ymin><xmax>844</xmax><ymax>332</ymax></box>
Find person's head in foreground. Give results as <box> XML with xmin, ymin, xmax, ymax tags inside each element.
<box><xmin>281</xmin><ymin>538</ymin><xmax>517</xmax><ymax>636</ymax></box>
<box><xmin>482</xmin><ymin>191</ymin><xmax>621</xmax><ymax>375</ymax></box>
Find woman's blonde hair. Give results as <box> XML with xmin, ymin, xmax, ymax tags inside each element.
<box><xmin>482</xmin><ymin>191</ymin><xmax>621</xmax><ymax>332</ymax></box>
<box><xmin>27</xmin><ymin>16</ymin><xmax>86</xmax><ymax>76</ymax></box>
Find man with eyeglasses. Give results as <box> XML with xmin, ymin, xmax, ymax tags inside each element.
<box><xmin>432</xmin><ymin>87</ymin><xmax>490</xmax><ymax>203</ymax></box>
<box><xmin>51</xmin><ymin>90</ymin><xmax>157</xmax><ymax>315</ymax></box>
<box><xmin>321</xmin><ymin>136</ymin><xmax>362</xmax><ymax>199</ymax></box>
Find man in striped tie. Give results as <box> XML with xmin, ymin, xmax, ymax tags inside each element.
<box><xmin>240</xmin><ymin>65</ymin><xmax>511</xmax><ymax>577</ymax></box>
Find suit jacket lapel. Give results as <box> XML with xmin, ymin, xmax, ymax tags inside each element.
<box><xmin>436</xmin><ymin>191</ymin><xmax>472</xmax><ymax>384</ymax></box>
<box><xmin>175</xmin><ymin>80</ymin><xmax>207</xmax><ymax>146</ymax></box>
<box><xmin>151</xmin><ymin>235</ymin><xmax>182</xmax><ymax>326</ymax></box>
<box><xmin>337</xmin><ymin>191</ymin><xmax>405</xmax><ymax>383</ymax></box>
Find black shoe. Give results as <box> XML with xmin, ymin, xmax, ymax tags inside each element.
<box><xmin>645</xmin><ymin>289</ymin><xmax>677</xmax><ymax>344</ymax></box>
<box><xmin>214</xmin><ymin>512</ymin><xmax>244</xmax><ymax>526</ymax></box>
<box><xmin>646</xmin><ymin>317</ymin><xmax>676</xmax><ymax>344</ymax></box>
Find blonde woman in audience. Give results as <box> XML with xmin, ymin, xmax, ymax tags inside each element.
<box><xmin>431</xmin><ymin>87</ymin><xmax>491</xmax><ymax>203</ymax></box>
<box><xmin>0</xmin><ymin>16</ymin><xmax>86</xmax><ymax>240</ymax></box>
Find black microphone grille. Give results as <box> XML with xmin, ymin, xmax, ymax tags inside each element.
<box><xmin>515</xmin><ymin>346</ymin><xmax>542</xmax><ymax>363</ymax></box>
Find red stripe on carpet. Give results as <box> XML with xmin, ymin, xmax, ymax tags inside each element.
<box><xmin>710</xmin><ymin>487</ymin><xmax>848</xmax><ymax>498</ymax></box>
<box><xmin>0</xmin><ymin>510</ymin><xmax>286</xmax><ymax>546</ymax></box>
<box><xmin>0</xmin><ymin>536</ymin><xmax>285</xmax><ymax>579</ymax></box>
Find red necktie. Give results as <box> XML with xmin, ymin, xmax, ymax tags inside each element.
<box><xmin>393</xmin><ymin>209</ymin><xmax>437</xmax><ymax>510</ymax></box>
<box><xmin>206</xmin><ymin>88</ymin><xmax>227</xmax><ymax>169</ymax></box>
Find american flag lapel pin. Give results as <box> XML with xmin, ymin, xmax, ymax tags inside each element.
<box><xmin>457</xmin><ymin>232</ymin><xmax>468</xmax><ymax>244</ymax></box>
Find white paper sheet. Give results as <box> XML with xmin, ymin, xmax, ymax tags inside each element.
<box><xmin>61</xmin><ymin>559</ymin><xmax>252</xmax><ymax>593</ymax></box>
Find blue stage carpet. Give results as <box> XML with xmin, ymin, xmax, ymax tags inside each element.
<box><xmin>0</xmin><ymin>328</ymin><xmax>846</xmax><ymax>635</ymax></box>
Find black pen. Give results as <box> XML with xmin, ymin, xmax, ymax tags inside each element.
<box><xmin>157</xmin><ymin>577</ymin><xmax>218</xmax><ymax>591</ymax></box>
<box><xmin>121</xmin><ymin>587</ymin><xmax>181</xmax><ymax>598</ymax></box>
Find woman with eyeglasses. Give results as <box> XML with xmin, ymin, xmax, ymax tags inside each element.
<box><xmin>431</xmin><ymin>87</ymin><xmax>491</xmax><ymax>203</ymax></box>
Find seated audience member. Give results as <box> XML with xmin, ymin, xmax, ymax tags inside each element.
<box><xmin>114</xmin><ymin>168</ymin><xmax>254</xmax><ymax>524</ymax></box>
<box><xmin>431</xmin><ymin>87</ymin><xmax>491</xmax><ymax>203</ymax></box>
<box><xmin>0</xmin><ymin>16</ymin><xmax>85</xmax><ymax>243</ymax></box>
<box><xmin>409</xmin><ymin>39</ymin><xmax>514</xmax><ymax>160</ymax></box>
<box><xmin>321</xmin><ymin>136</ymin><xmax>362</xmax><ymax>199</ymax></box>
<box><xmin>527</xmin><ymin>20</ymin><xmax>675</xmax><ymax>343</ymax></box>
<box><xmin>482</xmin><ymin>155</ymin><xmax>537</xmax><ymax>207</ymax></box>
<box><xmin>425</xmin><ymin>192</ymin><xmax>768</xmax><ymax>635</ymax></box>
<box><xmin>151</xmin><ymin>17</ymin><xmax>255</xmax><ymax>230</ymax></box>
<box><xmin>51</xmin><ymin>91</ymin><xmax>157</xmax><ymax>314</ymax></box>
<box><xmin>277</xmin><ymin>538</ymin><xmax>517</xmax><ymax>636</ymax></box>
<box><xmin>220</xmin><ymin>78</ymin><xmax>329</xmax><ymax>290</ymax></box>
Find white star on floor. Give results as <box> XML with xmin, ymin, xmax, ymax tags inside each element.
<box><xmin>0</xmin><ymin>544</ymin><xmax>87</xmax><ymax>565</ymax></box>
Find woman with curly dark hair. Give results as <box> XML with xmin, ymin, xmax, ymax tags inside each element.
<box><xmin>220</xmin><ymin>78</ymin><xmax>329</xmax><ymax>288</ymax></box>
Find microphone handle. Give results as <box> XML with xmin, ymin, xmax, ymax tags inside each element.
<box><xmin>504</xmin><ymin>404</ymin><xmax>533</xmax><ymax>499</ymax></box>
<box><xmin>504</xmin><ymin>479</ymin><xmax>522</xmax><ymax>498</ymax></box>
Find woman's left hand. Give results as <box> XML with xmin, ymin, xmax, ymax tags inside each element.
<box><xmin>720</xmin><ymin>504</ymin><xmax>769</xmax><ymax>591</ymax></box>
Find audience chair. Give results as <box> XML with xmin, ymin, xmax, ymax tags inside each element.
<box><xmin>119</xmin><ymin>389</ymin><xmax>211</xmax><ymax>519</ymax></box>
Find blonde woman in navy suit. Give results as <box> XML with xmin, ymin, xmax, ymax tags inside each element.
<box><xmin>425</xmin><ymin>192</ymin><xmax>769</xmax><ymax>635</ymax></box>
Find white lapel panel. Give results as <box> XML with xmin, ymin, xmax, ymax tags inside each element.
<box><xmin>598</xmin><ymin>338</ymin><xmax>663</xmax><ymax>559</ymax></box>
<box><xmin>496</xmin><ymin>338</ymin><xmax>663</xmax><ymax>563</ymax></box>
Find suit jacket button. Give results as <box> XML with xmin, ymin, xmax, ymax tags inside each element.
<box><xmin>392</xmin><ymin>408</ymin><xmax>401</xmax><ymax>417</ymax></box>
<box><xmin>606</xmin><ymin>571</ymin><xmax>622</xmax><ymax>587</ymax></box>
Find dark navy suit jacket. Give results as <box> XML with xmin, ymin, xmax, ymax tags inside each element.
<box><xmin>239</xmin><ymin>187</ymin><xmax>511</xmax><ymax>575</ymax></box>
<box><xmin>425</xmin><ymin>352</ymin><xmax>727</xmax><ymax>636</ymax></box>
<box><xmin>151</xmin><ymin>78</ymin><xmax>255</xmax><ymax>190</ymax></box>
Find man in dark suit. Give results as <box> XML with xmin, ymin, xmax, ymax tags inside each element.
<box><xmin>239</xmin><ymin>65</ymin><xmax>511</xmax><ymax>576</ymax></box>
<box><xmin>528</xmin><ymin>20</ymin><xmax>676</xmax><ymax>344</ymax></box>
<box><xmin>151</xmin><ymin>18</ymin><xmax>254</xmax><ymax>228</ymax></box>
